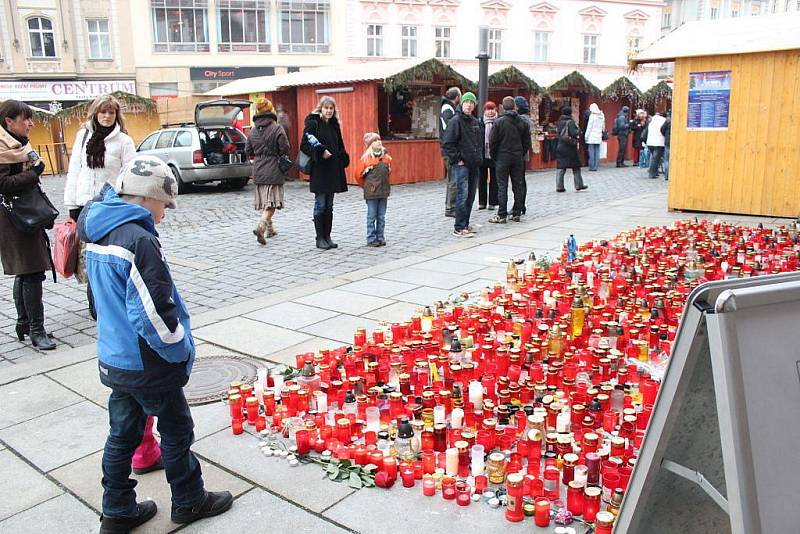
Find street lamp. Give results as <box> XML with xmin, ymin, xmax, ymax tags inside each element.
<box><xmin>477</xmin><ymin>26</ymin><xmax>490</xmax><ymax>112</ymax></box>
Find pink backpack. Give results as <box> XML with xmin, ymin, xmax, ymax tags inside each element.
<box><xmin>53</xmin><ymin>218</ymin><xmax>79</xmax><ymax>278</ymax></box>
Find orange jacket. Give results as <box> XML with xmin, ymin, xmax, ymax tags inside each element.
<box><xmin>355</xmin><ymin>150</ymin><xmax>393</xmax><ymax>184</ymax></box>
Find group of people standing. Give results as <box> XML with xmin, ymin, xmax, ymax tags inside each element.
<box><xmin>614</xmin><ymin>107</ymin><xmax>671</xmax><ymax>180</ymax></box>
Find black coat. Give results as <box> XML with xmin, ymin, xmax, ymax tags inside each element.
<box><xmin>629</xmin><ymin>120</ymin><xmax>646</xmax><ymax>149</ymax></box>
<box><xmin>489</xmin><ymin>110</ymin><xmax>531</xmax><ymax>165</ymax></box>
<box><xmin>556</xmin><ymin>115</ymin><xmax>582</xmax><ymax>169</ymax></box>
<box><xmin>442</xmin><ymin>109</ymin><xmax>483</xmax><ymax>168</ymax></box>
<box><xmin>245</xmin><ymin>113</ymin><xmax>290</xmax><ymax>186</ymax></box>
<box><xmin>614</xmin><ymin>111</ymin><xmax>630</xmax><ymax>136</ymax></box>
<box><xmin>301</xmin><ymin>113</ymin><xmax>349</xmax><ymax>194</ymax></box>
<box><xmin>661</xmin><ymin>117</ymin><xmax>672</xmax><ymax>148</ymax></box>
<box><xmin>439</xmin><ymin>97</ymin><xmax>457</xmax><ymax>144</ymax></box>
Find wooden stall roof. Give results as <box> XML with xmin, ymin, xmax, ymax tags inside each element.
<box><xmin>54</xmin><ymin>91</ymin><xmax>157</xmax><ymax>123</ymax></box>
<box><xmin>632</xmin><ymin>14</ymin><xmax>800</xmax><ymax>65</ymax></box>
<box><xmin>602</xmin><ymin>76</ymin><xmax>645</xmax><ymax>102</ymax></box>
<box><xmin>641</xmin><ymin>81</ymin><xmax>672</xmax><ymax>106</ymax></box>
<box><xmin>486</xmin><ymin>65</ymin><xmax>543</xmax><ymax>92</ymax></box>
<box><xmin>546</xmin><ymin>71</ymin><xmax>602</xmax><ymax>95</ymax></box>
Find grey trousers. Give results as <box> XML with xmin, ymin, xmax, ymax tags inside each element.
<box><xmin>556</xmin><ymin>167</ymin><xmax>585</xmax><ymax>191</ymax></box>
<box><xmin>444</xmin><ymin>158</ymin><xmax>458</xmax><ymax>215</ymax></box>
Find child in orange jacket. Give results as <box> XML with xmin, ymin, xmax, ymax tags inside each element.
<box><xmin>356</xmin><ymin>132</ymin><xmax>392</xmax><ymax>246</ymax></box>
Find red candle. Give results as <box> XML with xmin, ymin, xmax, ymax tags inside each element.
<box><xmin>583</xmin><ymin>486</ymin><xmax>602</xmax><ymax>521</ymax></box>
<box><xmin>456</xmin><ymin>481</ymin><xmax>471</xmax><ymax>507</ymax></box>
<box><xmin>231</xmin><ymin>418</ymin><xmax>243</xmax><ymax>435</ymax></box>
<box><xmin>474</xmin><ymin>474</ymin><xmax>488</xmax><ymax>494</ymax></box>
<box><xmin>504</xmin><ymin>474</ymin><xmax>525</xmax><ymax>522</ymax></box>
<box><xmin>534</xmin><ymin>498</ymin><xmax>550</xmax><ymax>527</ymax></box>
<box><xmin>567</xmin><ymin>480</ymin><xmax>584</xmax><ymax>515</ymax></box>
<box><xmin>383</xmin><ymin>456</ymin><xmax>398</xmax><ymax>480</ymax></box>
<box><xmin>422</xmin><ymin>475</ymin><xmax>436</xmax><ymax>496</ymax></box>
<box><xmin>401</xmin><ymin>468</ymin><xmax>415</xmax><ymax>488</ymax></box>
<box><xmin>441</xmin><ymin>476</ymin><xmax>456</xmax><ymax>500</ymax></box>
<box><xmin>369</xmin><ymin>451</ymin><xmax>384</xmax><ymax>470</ymax></box>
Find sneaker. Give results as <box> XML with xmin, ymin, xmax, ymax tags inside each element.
<box><xmin>466</xmin><ymin>226</ymin><xmax>476</xmax><ymax>233</ymax></box>
<box><xmin>488</xmin><ymin>216</ymin><xmax>506</xmax><ymax>224</ymax></box>
<box><xmin>100</xmin><ymin>501</ymin><xmax>157</xmax><ymax>534</ymax></box>
<box><xmin>444</xmin><ymin>212</ymin><xmax>455</xmax><ymax>218</ymax></box>
<box><xmin>510</xmin><ymin>215</ymin><xmax>521</xmax><ymax>222</ymax></box>
<box><xmin>377</xmin><ymin>240</ymin><xmax>386</xmax><ymax>247</ymax></box>
<box><xmin>367</xmin><ymin>242</ymin><xmax>380</xmax><ymax>247</ymax></box>
<box><xmin>171</xmin><ymin>491</ymin><xmax>234</xmax><ymax>525</ymax></box>
<box><xmin>452</xmin><ymin>229</ymin><xmax>475</xmax><ymax>238</ymax></box>
<box><xmin>556</xmin><ymin>189</ymin><xmax>566</xmax><ymax>193</ymax></box>
<box><xmin>132</xmin><ymin>457</ymin><xmax>164</xmax><ymax>475</ymax></box>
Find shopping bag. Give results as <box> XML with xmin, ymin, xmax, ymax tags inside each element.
<box><xmin>639</xmin><ymin>147</ymin><xmax>650</xmax><ymax>168</ymax></box>
<box><xmin>599</xmin><ymin>141</ymin><xmax>608</xmax><ymax>160</ymax></box>
<box><xmin>53</xmin><ymin>218</ymin><xmax>79</xmax><ymax>278</ymax></box>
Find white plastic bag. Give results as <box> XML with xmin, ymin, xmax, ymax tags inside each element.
<box><xmin>599</xmin><ymin>141</ymin><xmax>608</xmax><ymax>160</ymax></box>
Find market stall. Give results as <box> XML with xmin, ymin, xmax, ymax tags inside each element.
<box><xmin>601</xmin><ymin>77</ymin><xmax>645</xmax><ymax>162</ymax></box>
<box><xmin>540</xmin><ymin>72</ymin><xmax>602</xmax><ymax>167</ymax></box>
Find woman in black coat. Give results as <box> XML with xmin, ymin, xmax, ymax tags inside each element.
<box><xmin>0</xmin><ymin>100</ymin><xmax>56</xmax><ymax>350</ymax></box>
<box><xmin>300</xmin><ymin>96</ymin><xmax>350</xmax><ymax>250</ymax></box>
<box><xmin>555</xmin><ymin>107</ymin><xmax>587</xmax><ymax>193</ymax></box>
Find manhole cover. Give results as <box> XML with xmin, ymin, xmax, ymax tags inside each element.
<box><xmin>184</xmin><ymin>355</ymin><xmax>260</xmax><ymax>405</ymax></box>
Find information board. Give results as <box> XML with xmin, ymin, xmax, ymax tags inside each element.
<box><xmin>687</xmin><ymin>70</ymin><xmax>732</xmax><ymax>130</ymax></box>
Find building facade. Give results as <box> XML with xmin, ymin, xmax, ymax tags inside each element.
<box><xmin>0</xmin><ymin>0</ymin><xmax>136</xmax><ymax>110</ymax></box>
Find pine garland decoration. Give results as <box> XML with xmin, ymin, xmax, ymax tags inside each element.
<box><xmin>601</xmin><ymin>77</ymin><xmax>644</xmax><ymax>104</ymax></box>
<box><xmin>487</xmin><ymin>66</ymin><xmax>543</xmax><ymax>93</ymax></box>
<box><xmin>383</xmin><ymin>58</ymin><xmax>476</xmax><ymax>93</ymax></box>
<box><xmin>546</xmin><ymin>71</ymin><xmax>601</xmax><ymax>95</ymax></box>
<box><xmin>643</xmin><ymin>81</ymin><xmax>672</xmax><ymax>107</ymax></box>
<box><xmin>55</xmin><ymin>91</ymin><xmax>157</xmax><ymax>124</ymax></box>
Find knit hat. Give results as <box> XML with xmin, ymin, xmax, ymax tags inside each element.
<box><xmin>461</xmin><ymin>92</ymin><xmax>477</xmax><ymax>104</ymax></box>
<box><xmin>255</xmin><ymin>98</ymin><xmax>275</xmax><ymax>115</ymax></box>
<box><xmin>514</xmin><ymin>96</ymin><xmax>529</xmax><ymax>112</ymax></box>
<box><xmin>363</xmin><ymin>132</ymin><xmax>381</xmax><ymax>146</ymax></box>
<box><xmin>116</xmin><ymin>155</ymin><xmax>178</xmax><ymax>209</ymax></box>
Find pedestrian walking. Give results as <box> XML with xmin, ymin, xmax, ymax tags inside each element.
<box><xmin>300</xmin><ymin>96</ymin><xmax>350</xmax><ymax>250</ymax></box>
<box><xmin>479</xmin><ymin>101</ymin><xmax>498</xmax><ymax>210</ymax></box>
<box><xmin>64</xmin><ymin>94</ymin><xmax>136</xmax><ymax>320</ymax></box>
<box><xmin>661</xmin><ymin>112</ymin><xmax>672</xmax><ymax>180</ymax></box>
<box><xmin>644</xmin><ymin>111</ymin><xmax>667</xmax><ymax>179</ymax></box>
<box><xmin>440</xmin><ymin>87</ymin><xmax>461</xmax><ymax>218</ymax></box>
<box><xmin>584</xmin><ymin>103</ymin><xmax>605</xmax><ymax>171</ymax></box>
<box><xmin>555</xmin><ymin>106</ymin><xmax>588</xmax><ymax>193</ymax></box>
<box><xmin>246</xmin><ymin>98</ymin><xmax>290</xmax><ymax>245</ymax></box>
<box><xmin>613</xmin><ymin>106</ymin><xmax>630</xmax><ymax>167</ymax></box>
<box><xmin>630</xmin><ymin>109</ymin><xmax>647</xmax><ymax>166</ymax></box>
<box><xmin>442</xmin><ymin>92</ymin><xmax>482</xmax><ymax>238</ymax></box>
<box><xmin>356</xmin><ymin>132</ymin><xmax>392</xmax><ymax>247</ymax></box>
<box><xmin>0</xmin><ymin>99</ymin><xmax>56</xmax><ymax>351</ymax></box>
<box><xmin>489</xmin><ymin>96</ymin><xmax>531</xmax><ymax>224</ymax></box>
<box><xmin>78</xmin><ymin>156</ymin><xmax>233</xmax><ymax>534</ymax></box>
<box><xmin>514</xmin><ymin>96</ymin><xmax>534</xmax><ymax>215</ymax></box>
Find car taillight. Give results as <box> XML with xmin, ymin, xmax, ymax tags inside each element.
<box><xmin>193</xmin><ymin>149</ymin><xmax>204</xmax><ymax>164</ymax></box>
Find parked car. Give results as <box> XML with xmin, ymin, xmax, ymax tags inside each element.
<box><xmin>137</xmin><ymin>99</ymin><xmax>252</xmax><ymax>193</ymax></box>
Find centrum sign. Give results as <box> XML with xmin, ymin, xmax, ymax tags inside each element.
<box><xmin>0</xmin><ymin>80</ymin><xmax>136</xmax><ymax>101</ymax></box>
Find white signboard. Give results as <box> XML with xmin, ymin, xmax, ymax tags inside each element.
<box><xmin>0</xmin><ymin>80</ymin><xmax>136</xmax><ymax>101</ymax></box>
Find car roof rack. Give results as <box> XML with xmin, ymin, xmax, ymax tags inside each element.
<box><xmin>160</xmin><ymin>122</ymin><xmax>195</xmax><ymax>128</ymax></box>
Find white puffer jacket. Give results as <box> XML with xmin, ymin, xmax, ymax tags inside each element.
<box><xmin>584</xmin><ymin>103</ymin><xmax>606</xmax><ymax>145</ymax></box>
<box><xmin>64</xmin><ymin>122</ymin><xmax>136</xmax><ymax>209</ymax></box>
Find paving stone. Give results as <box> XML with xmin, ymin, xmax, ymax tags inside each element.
<box><xmin>363</xmin><ymin>301</ymin><xmax>424</xmax><ymax>323</ymax></box>
<box><xmin>0</xmin><ymin>450</ymin><xmax>63</xmax><ymax>520</ymax></box>
<box><xmin>451</xmin><ymin>279</ymin><xmax>496</xmax><ymax>296</ymax></box>
<box><xmin>0</xmin><ymin>375</ymin><xmax>83</xmax><ymax>430</ymax></box>
<box><xmin>245</xmin><ymin>302</ymin><xmax>340</xmax><ymax>330</ymax></box>
<box><xmin>0</xmin><ymin>401</ymin><xmax>108</xmax><ymax>472</ymax></box>
<box><xmin>412</xmin><ymin>258</ymin><xmax>486</xmax><ymax>275</ymax></box>
<box><xmin>46</xmin><ymin>359</ymin><xmax>110</xmax><ymax>406</ymax></box>
<box><xmin>50</xmin><ymin>450</ymin><xmax>252</xmax><ymax>533</ymax></box>
<box><xmin>392</xmin><ymin>286</ymin><xmax>454</xmax><ymax>306</ymax></box>
<box><xmin>193</xmin><ymin>318</ymin><xmax>312</xmax><ymax>359</ymax></box>
<box><xmin>192</xmin><ymin>428</ymin><xmax>354</xmax><ymax>513</ymax></box>
<box><xmin>295</xmin><ymin>289</ymin><xmax>394</xmax><ymax>316</ymax></box>
<box><xmin>0</xmin><ymin>493</ymin><xmax>97</xmax><ymax>533</ymax></box>
<box><xmin>191</xmin><ymin>401</ymin><xmax>237</xmax><ymax>440</ymax></box>
<box><xmin>299</xmin><ymin>315</ymin><xmax>381</xmax><ymax>345</ymax></box>
<box><xmin>336</xmin><ymin>278</ymin><xmax>419</xmax><ymax>298</ymax></box>
<box><xmin>375</xmin><ymin>268</ymin><xmax>477</xmax><ymax>290</ymax></box>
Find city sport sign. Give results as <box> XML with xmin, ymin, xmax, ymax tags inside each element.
<box><xmin>0</xmin><ymin>80</ymin><xmax>136</xmax><ymax>101</ymax></box>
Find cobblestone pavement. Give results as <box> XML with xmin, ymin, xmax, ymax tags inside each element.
<box><xmin>0</xmin><ymin>165</ymin><xmax>667</xmax><ymax>364</ymax></box>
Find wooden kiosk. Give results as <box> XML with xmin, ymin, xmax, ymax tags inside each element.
<box><xmin>632</xmin><ymin>15</ymin><xmax>800</xmax><ymax>217</ymax></box>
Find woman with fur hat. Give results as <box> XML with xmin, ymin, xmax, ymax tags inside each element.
<box><xmin>245</xmin><ymin>98</ymin><xmax>290</xmax><ymax>245</ymax></box>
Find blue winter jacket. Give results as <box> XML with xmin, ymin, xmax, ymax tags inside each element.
<box><xmin>78</xmin><ymin>184</ymin><xmax>195</xmax><ymax>392</ymax></box>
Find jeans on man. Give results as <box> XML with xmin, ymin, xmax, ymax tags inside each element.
<box><xmin>647</xmin><ymin>146</ymin><xmax>665</xmax><ymax>178</ymax></box>
<box><xmin>452</xmin><ymin>164</ymin><xmax>479</xmax><ymax>232</ymax></box>
<box><xmin>444</xmin><ymin>158</ymin><xmax>458</xmax><ymax>216</ymax></box>
<box><xmin>587</xmin><ymin>143</ymin><xmax>600</xmax><ymax>171</ymax></box>
<box><xmin>495</xmin><ymin>159</ymin><xmax>526</xmax><ymax>218</ymax></box>
<box><xmin>616</xmin><ymin>134</ymin><xmax>628</xmax><ymax>165</ymax></box>
<box><xmin>102</xmin><ymin>388</ymin><xmax>204</xmax><ymax>518</ymax></box>
<box><xmin>366</xmin><ymin>198</ymin><xmax>387</xmax><ymax>244</ymax></box>
<box><xmin>663</xmin><ymin>146</ymin><xmax>670</xmax><ymax>179</ymax></box>
<box><xmin>313</xmin><ymin>192</ymin><xmax>335</xmax><ymax>216</ymax></box>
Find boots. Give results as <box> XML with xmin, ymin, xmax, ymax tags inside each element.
<box><xmin>253</xmin><ymin>220</ymin><xmax>267</xmax><ymax>245</ymax></box>
<box><xmin>13</xmin><ymin>276</ymin><xmax>28</xmax><ymax>341</ymax></box>
<box><xmin>314</xmin><ymin>215</ymin><xmax>330</xmax><ymax>250</ymax></box>
<box><xmin>22</xmin><ymin>276</ymin><xmax>56</xmax><ymax>351</ymax></box>
<box><xmin>266</xmin><ymin>219</ymin><xmax>276</xmax><ymax>238</ymax></box>
<box><xmin>87</xmin><ymin>283</ymin><xmax>97</xmax><ymax>321</ymax></box>
<box><xmin>324</xmin><ymin>210</ymin><xmax>338</xmax><ymax>249</ymax></box>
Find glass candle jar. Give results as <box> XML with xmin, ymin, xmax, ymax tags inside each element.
<box><xmin>422</xmin><ymin>474</ymin><xmax>436</xmax><ymax>496</ymax></box>
<box><xmin>231</xmin><ymin>418</ymin><xmax>243</xmax><ymax>435</ymax></box>
<box><xmin>474</xmin><ymin>474</ymin><xmax>488</xmax><ymax>494</ymax></box>
<box><xmin>445</xmin><ymin>447</ymin><xmax>459</xmax><ymax>476</ymax></box>
<box><xmin>455</xmin><ymin>440</ymin><xmax>470</xmax><ymax>478</ymax></box>
<box><xmin>504</xmin><ymin>473</ymin><xmax>525</xmax><ymax>522</ymax></box>
<box><xmin>574</xmin><ymin>464</ymin><xmax>589</xmax><ymax>487</ymax></box>
<box><xmin>245</xmin><ymin>396</ymin><xmax>259</xmax><ymax>425</ymax></box>
<box><xmin>594</xmin><ymin>511</ymin><xmax>616</xmax><ymax>534</ymax></box>
<box><xmin>228</xmin><ymin>394</ymin><xmax>243</xmax><ymax>420</ymax></box>
<box><xmin>534</xmin><ymin>498</ymin><xmax>551</xmax><ymax>527</ymax></box>
<box><xmin>567</xmin><ymin>480</ymin><xmax>585</xmax><ymax>515</ymax></box>
<box><xmin>422</xmin><ymin>450</ymin><xmax>436</xmax><ymax>474</ymax></box>
<box><xmin>486</xmin><ymin>452</ymin><xmax>507</xmax><ymax>485</ymax></box>
<box><xmin>441</xmin><ymin>476</ymin><xmax>457</xmax><ymax>500</ymax></box>
<box><xmin>401</xmin><ymin>467</ymin><xmax>415</xmax><ymax>488</ymax></box>
<box><xmin>543</xmin><ymin>466</ymin><xmax>560</xmax><ymax>501</ymax></box>
<box><xmin>456</xmin><ymin>481</ymin><xmax>471</xmax><ymax>507</ymax></box>
<box><xmin>583</xmin><ymin>486</ymin><xmax>602</xmax><ymax>521</ymax></box>
<box><xmin>383</xmin><ymin>456</ymin><xmax>398</xmax><ymax>480</ymax></box>
<box><xmin>585</xmin><ymin>452</ymin><xmax>601</xmax><ymax>485</ymax></box>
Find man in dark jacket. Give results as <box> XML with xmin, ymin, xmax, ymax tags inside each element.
<box><xmin>514</xmin><ymin>95</ymin><xmax>534</xmax><ymax>215</ymax></box>
<box><xmin>442</xmin><ymin>92</ymin><xmax>482</xmax><ymax>238</ymax></box>
<box><xmin>661</xmin><ymin>112</ymin><xmax>671</xmax><ymax>180</ymax></box>
<box><xmin>79</xmin><ymin>156</ymin><xmax>232</xmax><ymax>533</ymax></box>
<box><xmin>489</xmin><ymin>96</ymin><xmax>531</xmax><ymax>223</ymax></box>
<box><xmin>614</xmin><ymin>106</ymin><xmax>630</xmax><ymax>167</ymax></box>
<box><xmin>440</xmin><ymin>87</ymin><xmax>461</xmax><ymax>217</ymax></box>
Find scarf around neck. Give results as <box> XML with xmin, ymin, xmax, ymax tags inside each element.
<box><xmin>86</xmin><ymin>120</ymin><xmax>117</xmax><ymax>169</ymax></box>
<box><xmin>0</xmin><ymin>125</ymin><xmax>33</xmax><ymax>165</ymax></box>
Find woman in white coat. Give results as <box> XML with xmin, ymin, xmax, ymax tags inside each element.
<box><xmin>584</xmin><ymin>103</ymin><xmax>605</xmax><ymax>171</ymax></box>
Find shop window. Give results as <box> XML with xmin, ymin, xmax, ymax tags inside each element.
<box><xmin>87</xmin><ymin>19</ymin><xmax>111</xmax><ymax>60</ymax></box>
<box><xmin>662</xmin><ymin>9</ymin><xmax>671</xmax><ymax>28</ymax></box>
<box><xmin>151</xmin><ymin>0</ymin><xmax>209</xmax><ymax>53</ymax></box>
<box><xmin>149</xmin><ymin>82</ymin><xmax>179</xmax><ymax>99</ymax></box>
<box><xmin>583</xmin><ymin>34</ymin><xmax>597</xmax><ymax>64</ymax></box>
<box><xmin>401</xmin><ymin>25</ymin><xmax>417</xmax><ymax>58</ymax></box>
<box><xmin>278</xmin><ymin>0</ymin><xmax>330</xmax><ymax>53</ymax></box>
<box><xmin>534</xmin><ymin>31</ymin><xmax>549</xmax><ymax>62</ymax></box>
<box><xmin>488</xmin><ymin>28</ymin><xmax>502</xmax><ymax>60</ymax></box>
<box><xmin>435</xmin><ymin>26</ymin><xmax>450</xmax><ymax>59</ymax></box>
<box><xmin>27</xmin><ymin>17</ymin><xmax>56</xmax><ymax>58</ymax></box>
<box><xmin>710</xmin><ymin>6</ymin><xmax>719</xmax><ymax>18</ymax></box>
<box><xmin>366</xmin><ymin>24</ymin><xmax>383</xmax><ymax>56</ymax></box>
<box><xmin>192</xmin><ymin>81</ymin><xmax>225</xmax><ymax>94</ymax></box>
<box><xmin>627</xmin><ymin>36</ymin><xmax>641</xmax><ymax>52</ymax></box>
<box><xmin>218</xmin><ymin>0</ymin><xmax>269</xmax><ymax>52</ymax></box>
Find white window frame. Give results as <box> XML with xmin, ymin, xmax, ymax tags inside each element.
<box><xmin>366</xmin><ymin>24</ymin><xmax>383</xmax><ymax>57</ymax></box>
<box><xmin>534</xmin><ymin>31</ymin><xmax>549</xmax><ymax>62</ymax></box>
<box><xmin>401</xmin><ymin>25</ymin><xmax>417</xmax><ymax>58</ymax></box>
<box><xmin>627</xmin><ymin>36</ymin><xmax>641</xmax><ymax>53</ymax></box>
<box><xmin>488</xmin><ymin>28</ymin><xmax>502</xmax><ymax>60</ymax></box>
<box><xmin>710</xmin><ymin>6</ymin><xmax>719</xmax><ymax>18</ymax></box>
<box><xmin>151</xmin><ymin>0</ymin><xmax>210</xmax><ymax>53</ymax></box>
<box><xmin>434</xmin><ymin>26</ymin><xmax>450</xmax><ymax>59</ymax></box>
<box><xmin>662</xmin><ymin>10</ymin><xmax>672</xmax><ymax>27</ymax></box>
<box><xmin>27</xmin><ymin>17</ymin><xmax>57</xmax><ymax>58</ymax></box>
<box><xmin>87</xmin><ymin>19</ymin><xmax>111</xmax><ymax>60</ymax></box>
<box><xmin>278</xmin><ymin>0</ymin><xmax>330</xmax><ymax>54</ymax></box>
<box><xmin>583</xmin><ymin>34</ymin><xmax>598</xmax><ymax>64</ymax></box>
<box><xmin>217</xmin><ymin>0</ymin><xmax>270</xmax><ymax>52</ymax></box>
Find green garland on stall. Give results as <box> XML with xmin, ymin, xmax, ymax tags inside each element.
<box><xmin>383</xmin><ymin>58</ymin><xmax>476</xmax><ymax>93</ymax></box>
<box><xmin>487</xmin><ymin>66</ymin><xmax>543</xmax><ymax>93</ymax></box>
<box><xmin>546</xmin><ymin>71</ymin><xmax>601</xmax><ymax>95</ymax></box>
<box><xmin>642</xmin><ymin>81</ymin><xmax>672</xmax><ymax>107</ymax></box>
<box><xmin>601</xmin><ymin>77</ymin><xmax>644</xmax><ymax>104</ymax></box>
<box><xmin>55</xmin><ymin>91</ymin><xmax>157</xmax><ymax>124</ymax></box>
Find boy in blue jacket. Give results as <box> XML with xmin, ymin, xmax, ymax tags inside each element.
<box><xmin>78</xmin><ymin>155</ymin><xmax>232</xmax><ymax>533</ymax></box>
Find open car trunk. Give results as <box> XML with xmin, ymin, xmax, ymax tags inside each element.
<box><xmin>196</xmin><ymin>99</ymin><xmax>250</xmax><ymax>165</ymax></box>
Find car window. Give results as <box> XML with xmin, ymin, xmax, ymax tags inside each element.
<box><xmin>155</xmin><ymin>131</ymin><xmax>177</xmax><ymax>149</ymax></box>
<box><xmin>174</xmin><ymin>130</ymin><xmax>193</xmax><ymax>148</ymax></box>
<box><xmin>138</xmin><ymin>132</ymin><xmax>159</xmax><ymax>151</ymax></box>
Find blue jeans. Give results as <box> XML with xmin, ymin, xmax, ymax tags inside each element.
<box><xmin>587</xmin><ymin>143</ymin><xmax>600</xmax><ymax>170</ymax></box>
<box><xmin>663</xmin><ymin>146</ymin><xmax>670</xmax><ymax>179</ymax></box>
<box><xmin>647</xmin><ymin>146</ymin><xmax>664</xmax><ymax>178</ymax></box>
<box><xmin>102</xmin><ymin>388</ymin><xmax>204</xmax><ymax>517</ymax></box>
<box><xmin>366</xmin><ymin>198</ymin><xmax>387</xmax><ymax>244</ymax></box>
<box><xmin>313</xmin><ymin>193</ymin><xmax>335</xmax><ymax>217</ymax></box>
<box><xmin>452</xmin><ymin>164</ymin><xmax>479</xmax><ymax>232</ymax></box>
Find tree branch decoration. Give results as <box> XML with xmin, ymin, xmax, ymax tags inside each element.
<box><xmin>546</xmin><ymin>71</ymin><xmax>601</xmax><ymax>96</ymax></box>
<box><xmin>642</xmin><ymin>81</ymin><xmax>672</xmax><ymax>107</ymax></box>
<box><xmin>601</xmin><ymin>77</ymin><xmax>644</xmax><ymax>105</ymax></box>
<box><xmin>487</xmin><ymin>66</ymin><xmax>543</xmax><ymax>93</ymax></box>
<box><xmin>55</xmin><ymin>91</ymin><xmax>157</xmax><ymax>124</ymax></box>
<box><xmin>383</xmin><ymin>58</ymin><xmax>477</xmax><ymax>93</ymax></box>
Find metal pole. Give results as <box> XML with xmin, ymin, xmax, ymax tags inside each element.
<box><xmin>477</xmin><ymin>26</ymin><xmax>490</xmax><ymax>112</ymax></box>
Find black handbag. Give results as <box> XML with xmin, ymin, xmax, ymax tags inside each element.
<box><xmin>0</xmin><ymin>184</ymin><xmax>59</xmax><ymax>233</ymax></box>
<box><xmin>278</xmin><ymin>154</ymin><xmax>294</xmax><ymax>174</ymax></box>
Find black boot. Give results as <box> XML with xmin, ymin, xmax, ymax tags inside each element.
<box><xmin>324</xmin><ymin>210</ymin><xmax>338</xmax><ymax>249</ymax></box>
<box><xmin>99</xmin><ymin>500</ymin><xmax>157</xmax><ymax>534</ymax></box>
<box><xmin>171</xmin><ymin>490</ymin><xmax>233</xmax><ymax>525</ymax></box>
<box><xmin>13</xmin><ymin>276</ymin><xmax>29</xmax><ymax>341</ymax></box>
<box><xmin>314</xmin><ymin>215</ymin><xmax>330</xmax><ymax>250</ymax></box>
<box><xmin>22</xmin><ymin>276</ymin><xmax>56</xmax><ymax>351</ymax></box>
<box><xmin>87</xmin><ymin>282</ymin><xmax>97</xmax><ymax>321</ymax></box>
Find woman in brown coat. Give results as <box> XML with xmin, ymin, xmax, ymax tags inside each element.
<box><xmin>0</xmin><ymin>100</ymin><xmax>56</xmax><ymax>350</ymax></box>
<box><xmin>245</xmin><ymin>98</ymin><xmax>289</xmax><ymax>245</ymax></box>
